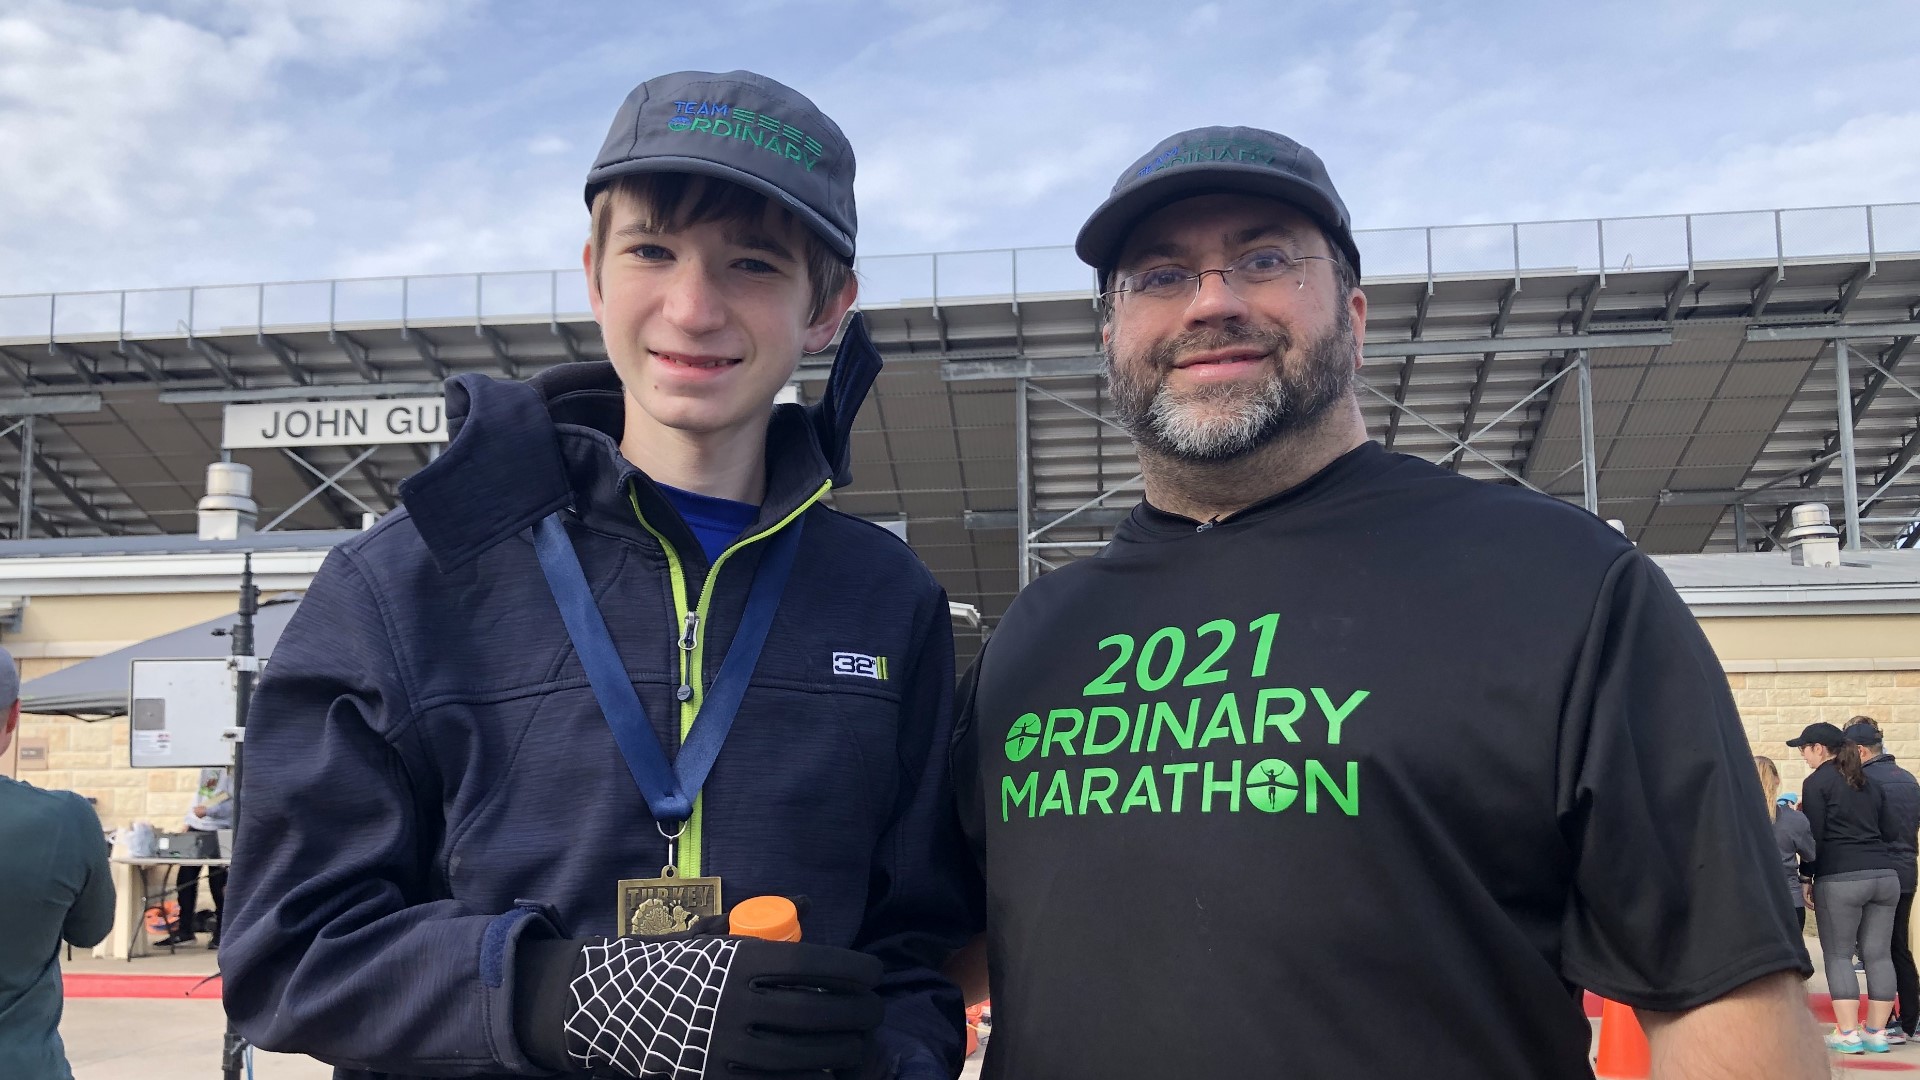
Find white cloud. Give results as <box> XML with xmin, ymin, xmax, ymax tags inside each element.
<box><xmin>1599</xmin><ymin>112</ymin><xmax>1920</xmax><ymax>218</ymax></box>
<box><xmin>0</xmin><ymin>0</ymin><xmax>472</xmax><ymax>292</ymax></box>
<box><xmin>0</xmin><ymin>0</ymin><xmax>1914</xmax><ymax>301</ymax></box>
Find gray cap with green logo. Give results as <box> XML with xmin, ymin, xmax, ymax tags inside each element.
<box><xmin>1075</xmin><ymin>126</ymin><xmax>1361</xmax><ymax>278</ymax></box>
<box><xmin>586</xmin><ymin>69</ymin><xmax>857</xmax><ymax>258</ymax></box>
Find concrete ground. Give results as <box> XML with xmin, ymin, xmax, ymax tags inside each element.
<box><xmin>57</xmin><ymin>946</ymin><xmax>985</xmax><ymax>1080</ymax></box>
<box><xmin>53</xmin><ymin>927</ymin><xmax>1903</xmax><ymax>1079</ymax></box>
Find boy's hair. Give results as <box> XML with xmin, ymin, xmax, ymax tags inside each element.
<box><xmin>588</xmin><ymin>173</ymin><xmax>854</xmax><ymax>324</ymax></box>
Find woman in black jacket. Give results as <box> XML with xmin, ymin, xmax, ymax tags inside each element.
<box><xmin>1792</xmin><ymin>722</ymin><xmax>1903</xmax><ymax>1054</ymax></box>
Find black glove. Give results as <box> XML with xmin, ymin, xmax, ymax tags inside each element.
<box><xmin>517</xmin><ymin>930</ymin><xmax>884</xmax><ymax>1079</ymax></box>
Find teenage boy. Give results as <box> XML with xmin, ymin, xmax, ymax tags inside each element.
<box><xmin>223</xmin><ymin>70</ymin><xmax>974</xmax><ymax>1080</ymax></box>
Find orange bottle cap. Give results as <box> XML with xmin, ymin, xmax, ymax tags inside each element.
<box><xmin>729</xmin><ymin>896</ymin><xmax>802</xmax><ymax>942</ymax></box>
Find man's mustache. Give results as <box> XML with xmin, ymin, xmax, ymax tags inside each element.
<box><xmin>1144</xmin><ymin>325</ymin><xmax>1293</xmax><ymax>373</ymax></box>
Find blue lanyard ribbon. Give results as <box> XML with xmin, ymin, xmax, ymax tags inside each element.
<box><xmin>531</xmin><ymin>511</ymin><xmax>804</xmax><ymax>823</ymax></box>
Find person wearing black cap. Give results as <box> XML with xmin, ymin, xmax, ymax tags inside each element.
<box><xmin>1792</xmin><ymin>720</ymin><xmax>1905</xmax><ymax>1053</ymax></box>
<box><xmin>951</xmin><ymin>128</ymin><xmax>1826</xmax><ymax>1078</ymax></box>
<box><xmin>221</xmin><ymin>71</ymin><xmax>974</xmax><ymax>1080</ymax></box>
<box><xmin>1845</xmin><ymin>716</ymin><xmax>1920</xmax><ymax>1042</ymax></box>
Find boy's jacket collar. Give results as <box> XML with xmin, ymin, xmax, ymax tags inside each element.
<box><xmin>399</xmin><ymin>313</ymin><xmax>883</xmax><ymax>574</ymax></box>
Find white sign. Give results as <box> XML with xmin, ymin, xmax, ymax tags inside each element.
<box><xmin>129</xmin><ymin>658</ymin><xmax>237</xmax><ymax>769</ymax></box>
<box><xmin>222</xmin><ymin>397</ymin><xmax>447</xmax><ymax>449</ymax></box>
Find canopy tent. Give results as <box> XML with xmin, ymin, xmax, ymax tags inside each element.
<box><xmin>19</xmin><ymin>596</ymin><xmax>300</xmax><ymax>718</ymax></box>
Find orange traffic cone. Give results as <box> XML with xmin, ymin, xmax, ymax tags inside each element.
<box><xmin>1594</xmin><ymin>997</ymin><xmax>1651</xmax><ymax>1079</ymax></box>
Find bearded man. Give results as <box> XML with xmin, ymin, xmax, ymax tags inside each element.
<box><xmin>949</xmin><ymin>127</ymin><xmax>1829</xmax><ymax>1079</ymax></box>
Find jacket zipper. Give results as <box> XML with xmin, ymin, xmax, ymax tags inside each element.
<box><xmin>629</xmin><ymin>478</ymin><xmax>831</xmax><ymax>877</ymax></box>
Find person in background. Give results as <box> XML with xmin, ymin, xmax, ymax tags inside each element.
<box><xmin>1847</xmin><ymin>717</ymin><xmax>1920</xmax><ymax>1043</ymax></box>
<box><xmin>1757</xmin><ymin>756</ymin><xmax>1816</xmax><ymax>932</ymax></box>
<box><xmin>155</xmin><ymin>765</ymin><xmax>231</xmax><ymax>949</ymax></box>
<box><xmin>0</xmin><ymin>644</ymin><xmax>116</xmax><ymax>1080</ymax></box>
<box><xmin>1793</xmin><ymin>721</ymin><xmax>1902</xmax><ymax>1054</ymax></box>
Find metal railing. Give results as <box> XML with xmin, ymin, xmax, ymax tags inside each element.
<box><xmin>3</xmin><ymin>202</ymin><xmax>1917</xmax><ymax>345</ymax></box>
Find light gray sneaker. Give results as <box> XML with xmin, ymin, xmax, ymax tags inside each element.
<box><xmin>1827</xmin><ymin>1028</ymin><xmax>1865</xmax><ymax>1055</ymax></box>
<box><xmin>1862</xmin><ymin>1027</ymin><xmax>1890</xmax><ymax>1054</ymax></box>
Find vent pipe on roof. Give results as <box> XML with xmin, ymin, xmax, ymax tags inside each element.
<box><xmin>1781</xmin><ymin>503</ymin><xmax>1841</xmax><ymax>568</ymax></box>
<box><xmin>198</xmin><ymin>461</ymin><xmax>258</xmax><ymax>541</ymax></box>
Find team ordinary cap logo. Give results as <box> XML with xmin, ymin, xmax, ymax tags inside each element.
<box><xmin>586</xmin><ymin>69</ymin><xmax>857</xmax><ymax>259</ymax></box>
<box><xmin>1074</xmin><ymin>126</ymin><xmax>1362</xmax><ymax>278</ymax></box>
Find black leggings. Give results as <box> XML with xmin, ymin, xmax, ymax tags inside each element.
<box><xmin>1895</xmin><ymin>890</ymin><xmax>1918</xmax><ymax>1034</ymax></box>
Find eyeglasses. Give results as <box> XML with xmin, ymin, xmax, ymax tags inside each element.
<box><xmin>1104</xmin><ymin>248</ymin><xmax>1337</xmax><ymax>306</ymax></box>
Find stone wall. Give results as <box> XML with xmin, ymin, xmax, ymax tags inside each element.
<box><xmin>1732</xmin><ymin>670</ymin><xmax>1920</xmax><ymax>791</ymax></box>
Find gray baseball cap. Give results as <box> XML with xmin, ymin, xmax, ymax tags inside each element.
<box><xmin>1075</xmin><ymin>126</ymin><xmax>1361</xmax><ymax>278</ymax></box>
<box><xmin>586</xmin><ymin>70</ymin><xmax>857</xmax><ymax>258</ymax></box>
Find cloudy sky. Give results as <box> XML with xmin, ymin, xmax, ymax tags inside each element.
<box><xmin>2</xmin><ymin>0</ymin><xmax>1916</xmax><ymax>296</ymax></box>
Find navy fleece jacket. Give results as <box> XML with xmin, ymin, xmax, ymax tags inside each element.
<box><xmin>220</xmin><ymin>317</ymin><xmax>974</xmax><ymax>1079</ymax></box>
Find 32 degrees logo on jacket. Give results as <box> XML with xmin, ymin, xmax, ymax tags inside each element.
<box><xmin>832</xmin><ymin>652</ymin><xmax>888</xmax><ymax>681</ymax></box>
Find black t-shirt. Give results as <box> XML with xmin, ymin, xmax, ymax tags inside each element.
<box><xmin>954</xmin><ymin>442</ymin><xmax>1809</xmax><ymax>1080</ymax></box>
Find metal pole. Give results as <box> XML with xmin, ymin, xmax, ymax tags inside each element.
<box><xmin>16</xmin><ymin>415</ymin><xmax>33</xmax><ymax>539</ymax></box>
<box><xmin>1835</xmin><ymin>339</ymin><xmax>1862</xmax><ymax>550</ymax></box>
<box><xmin>219</xmin><ymin>553</ymin><xmax>257</xmax><ymax>1080</ymax></box>
<box><xmin>1684</xmin><ymin>215</ymin><xmax>1695</xmax><ymax>283</ymax></box>
<box><xmin>1733</xmin><ymin>501</ymin><xmax>1748</xmax><ymax>552</ymax></box>
<box><xmin>1015</xmin><ymin>377</ymin><xmax>1032</xmax><ymax>587</ymax></box>
<box><xmin>1577</xmin><ymin>351</ymin><xmax>1599</xmax><ymax>514</ymax></box>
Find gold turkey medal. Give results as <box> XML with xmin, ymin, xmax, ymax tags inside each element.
<box><xmin>617</xmin><ymin>869</ymin><xmax>723</xmax><ymax>935</ymax></box>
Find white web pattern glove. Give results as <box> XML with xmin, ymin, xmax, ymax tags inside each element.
<box><xmin>564</xmin><ymin>937</ymin><xmax>738</xmax><ymax>1079</ymax></box>
<box><xmin>551</xmin><ymin>931</ymin><xmax>885</xmax><ymax>1079</ymax></box>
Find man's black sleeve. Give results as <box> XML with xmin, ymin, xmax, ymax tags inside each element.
<box><xmin>219</xmin><ymin>549</ymin><xmax>559</xmax><ymax>1075</ymax></box>
<box><xmin>1555</xmin><ymin>550</ymin><xmax>1811</xmax><ymax>1011</ymax></box>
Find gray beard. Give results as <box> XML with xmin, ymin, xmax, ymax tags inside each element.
<box><xmin>1106</xmin><ymin>310</ymin><xmax>1357</xmax><ymax>463</ymax></box>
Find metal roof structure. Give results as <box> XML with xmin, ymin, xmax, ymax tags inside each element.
<box><xmin>1657</xmin><ymin>549</ymin><xmax>1920</xmax><ymax>616</ymax></box>
<box><xmin>3</xmin><ymin>202</ymin><xmax>1918</xmax><ymax>641</ymax></box>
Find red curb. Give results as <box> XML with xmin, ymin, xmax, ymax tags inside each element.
<box><xmin>64</xmin><ymin>973</ymin><xmax>221</xmax><ymax>999</ymax></box>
